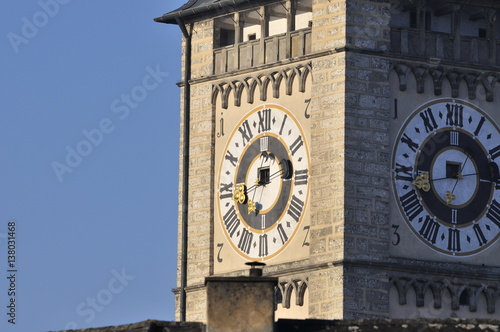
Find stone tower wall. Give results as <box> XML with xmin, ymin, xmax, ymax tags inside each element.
<box><xmin>306</xmin><ymin>0</ymin><xmax>392</xmax><ymax>319</ymax></box>
<box><xmin>176</xmin><ymin>19</ymin><xmax>215</xmax><ymax>322</ymax></box>
<box><xmin>172</xmin><ymin>0</ymin><xmax>500</xmax><ymax>322</ymax></box>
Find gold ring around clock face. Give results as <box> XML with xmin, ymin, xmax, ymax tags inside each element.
<box><xmin>218</xmin><ymin>104</ymin><xmax>310</xmax><ymax>260</ymax></box>
<box><xmin>393</xmin><ymin>99</ymin><xmax>500</xmax><ymax>256</ymax></box>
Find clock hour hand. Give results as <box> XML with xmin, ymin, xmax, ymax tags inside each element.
<box><xmin>490</xmin><ymin>162</ymin><xmax>500</xmax><ymax>184</ymax></box>
<box><xmin>449</xmin><ymin>149</ymin><xmax>473</xmax><ymax>195</ymax></box>
<box><xmin>412</xmin><ymin>171</ymin><xmax>431</xmax><ymax>192</ymax></box>
<box><xmin>279</xmin><ymin>159</ymin><xmax>293</xmax><ymax>180</ymax></box>
<box><xmin>232</xmin><ymin>184</ymin><xmax>258</xmax><ymax>215</ymax></box>
<box><xmin>233</xmin><ymin>184</ymin><xmax>248</xmax><ymax>204</ymax></box>
<box><xmin>247</xmin><ymin>200</ymin><xmax>257</xmax><ymax>214</ymax></box>
<box><xmin>246</xmin><ymin>159</ymin><xmax>294</xmax><ymax>213</ymax></box>
<box><xmin>245</xmin><ymin>169</ymin><xmax>282</xmax><ymax>194</ymax></box>
<box><xmin>246</xmin><ymin>159</ymin><xmax>293</xmax><ymax>193</ymax></box>
<box><xmin>457</xmin><ymin>163</ymin><xmax>500</xmax><ymax>184</ymax></box>
<box><xmin>445</xmin><ymin>191</ymin><xmax>456</xmax><ymax>204</ymax></box>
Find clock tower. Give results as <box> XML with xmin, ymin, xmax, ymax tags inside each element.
<box><xmin>155</xmin><ymin>0</ymin><xmax>500</xmax><ymax>322</ymax></box>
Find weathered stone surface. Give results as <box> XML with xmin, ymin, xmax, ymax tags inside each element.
<box><xmin>276</xmin><ymin>319</ymin><xmax>500</xmax><ymax>332</ymax></box>
<box><xmin>206</xmin><ymin>277</ymin><xmax>277</xmax><ymax>332</ymax></box>
<box><xmin>166</xmin><ymin>0</ymin><xmax>500</xmax><ymax>324</ymax></box>
<box><xmin>52</xmin><ymin>320</ymin><xmax>204</xmax><ymax>332</ymax></box>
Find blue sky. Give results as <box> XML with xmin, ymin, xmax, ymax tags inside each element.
<box><xmin>1</xmin><ymin>1</ymin><xmax>187</xmax><ymax>331</ymax></box>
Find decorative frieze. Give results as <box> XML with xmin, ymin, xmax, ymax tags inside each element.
<box><xmin>212</xmin><ymin>64</ymin><xmax>312</xmax><ymax>109</ymax></box>
<box><xmin>390</xmin><ymin>276</ymin><xmax>500</xmax><ymax>315</ymax></box>
<box><xmin>392</xmin><ymin>62</ymin><xmax>500</xmax><ymax>102</ymax></box>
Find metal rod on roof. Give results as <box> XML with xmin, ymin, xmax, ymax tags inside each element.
<box><xmin>246</xmin><ymin>0</ymin><xmax>263</xmax><ymax>17</ymax></box>
<box><xmin>278</xmin><ymin>0</ymin><xmax>289</xmax><ymax>12</ymax></box>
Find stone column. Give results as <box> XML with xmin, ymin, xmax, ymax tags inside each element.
<box><xmin>206</xmin><ymin>275</ymin><xmax>278</xmax><ymax>332</ymax></box>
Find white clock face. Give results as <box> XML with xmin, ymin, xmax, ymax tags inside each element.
<box><xmin>393</xmin><ymin>99</ymin><xmax>500</xmax><ymax>256</ymax></box>
<box><xmin>218</xmin><ymin>104</ymin><xmax>310</xmax><ymax>261</ymax></box>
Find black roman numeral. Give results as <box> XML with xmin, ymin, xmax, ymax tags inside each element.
<box><xmin>219</xmin><ymin>182</ymin><xmax>233</xmax><ymax>200</ymax></box>
<box><xmin>259</xmin><ymin>234</ymin><xmax>268</xmax><ymax>257</ymax></box>
<box><xmin>294</xmin><ymin>169</ymin><xmax>309</xmax><ymax>186</ymax></box>
<box><xmin>450</xmin><ymin>131</ymin><xmax>459</xmax><ymax>146</ymax></box>
<box><xmin>238</xmin><ymin>120</ymin><xmax>254</xmax><ymax>146</ymax></box>
<box><xmin>395</xmin><ymin>163</ymin><xmax>413</xmax><ymax>182</ymax></box>
<box><xmin>401</xmin><ymin>133</ymin><xmax>419</xmax><ymax>152</ymax></box>
<box><xmin>473</xmin><ymin>224</ymin><xmax>488</xmax><ymax>246</ymax></box>
<box><xmin>277</xmin><ymin>223</ymin><xmax>288</xmax><ymax>245</ymax></box>
<box><xmin>486</xmin><ymin>199</ymin><xmax>500</xmax><ymax>227</ymax></box>
<box><xmin>289</xmin><ymin>136</ymin><xmax>304</xmax><ymax>156</ymax></box>
<box><xmin>474</xmin><ymin>116</ymin><xmax>486</xmax><ymax>136</ymax></box>
<box><xmin>418</xmin><ymin>215</ymin><xmax>440</xmax><ymax>244</ymax></box>
<box><xmin>225</xmin><ymin>150</ymin><xmax>238</xmax><ymax>167</ymax></box>
<box><xmin>419</xmin><ymin>108</ymin><xmax>438</xmax><ymax>133</ymax></box>
<box><xmin>446</xmin><ymin>103</ymin><xmax>464</xmax><ymax>128</ymax></box>
<box><xmin>399</xmin><ymin>190</ymin><xmax>423</xmax><ymax>221</ymax></box>
<box><xmin>223</xmin><ymin>206</ymin><xmax>240</xmax><ymax>237</ymax></box>
<box><xmin>489</xmin><ymin>145</ymin><xmax>500</xmax><ymax>160</ymax></box>
<box><xmin>451</xmin><ymin>209</ymin><xmax>458</xmax><ymax>224</ymax></box>
<box><xmin>238</xmin><ymin>228</ymin><xmax>253</xmax><ymax>254</ymax></box>
<box><xmin>279</xmin><ymin>114</ymin><xmax>288</xmax><ymax>135</ymax></box>
<box><xmin>288</xmin><ymin>195</ymin><xmax>304</xmax><ymax>222</ymax></box>
<box><xmin>258</xmin><ymin>108</ymin><xmax>272</xmax><ymax>133</ymax></box>
<box><xmin>447</xmin><ymin>228</ymin><xmax>461</xmax><ymax>252</ymax></box>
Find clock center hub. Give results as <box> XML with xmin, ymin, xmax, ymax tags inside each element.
<box><xmin>246</xmin><ymin>152</ymin><xmax>283</xmax><ymax>213</ymax></box>
<box><xmin>430</xmin><ymin>148</ymin><xmax>478</xmax><ymax>207</ymax></box>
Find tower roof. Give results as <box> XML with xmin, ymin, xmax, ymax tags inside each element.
<box><xmin>154</xmin><ymin>0</ymin><xmax>276</xmax><ymax>24</ymax></box>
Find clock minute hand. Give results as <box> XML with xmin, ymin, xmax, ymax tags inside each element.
<box><xmin>246</xmin><ymin>160</ymin><xmax>293</xmax><ymax>194</ymax></box>
<box><xmin>449</xmin><ymin>147</ymin><xmax>474</xmax><ymax>192</ymax></box>
<box><xmin>232</xmin><ymin>184</ymin><xmax>258</xmax><ymax>214</ymax></box>
<box><xmin>246</xmin><ymin>169</ymin><xmax>285</xmax><ymax>194</ymax></box>
<box><xmin>431</xmin><ymin>172</ymin><xmax>483</xmax><ymax>182</ymax></box>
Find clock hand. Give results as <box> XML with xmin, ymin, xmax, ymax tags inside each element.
<box><xmin>441</xmin><ymin>147</ymin><xmax>474</xmax><ymax>204</ymax></box>
<box><xmin>247</xmin><ymin>151</ymin><xmax>274</xmax><ymax>193</ymax></box>
<box><xmin>246</xmin><ymin>159</ymin><xmax>292</xmax><ymax>194</ymax></box>
<box><xmin>450</xmin><ymin>149</ymin><xmax>473</xmax><ymax>196</ymax></box>
<box><xmin>233</xmin><ymin>184</ymin><xmax>248</xmax><ymax>204</ymax></box>
<box><xmin>247</xmin><ymin>159</ymin><xmax>294</xmax><ymax>212</ymax></box>
<box><xmin>490</xmin><ymin>161</ymin><xmax>500</xmax><ymax>183</ymax></box>
<box><xmin>245</xmin><ymin>169</ymin><xmax>284</xmax><ymax>194</ymax></box>
<box><xmin>414</xmin><ymin>170</ymin><xmax>472</xmax><ymax>206</ymax></box>
<box><xmin>445</xmin><ymin>191</ymin><xmax>456</xmax><ymax>204</ymax></box>
<box><xmin>412</xmin><ymin>172</ymin><xmax>431</xmax><ymax>192</ymax></box>
<box><xmin>231</xmin><ymin>184</ymin><xmax>258</xmax><ymax>214</ymax></box>
<box><xmin>431</xmin><ymin>175</ymin><xmax>459</xmax><ymax>181</ymax></box>
<box><xmin>247</xmin><ymin>200</ymin><xmax>257</xmax><ymax>214</ymax></box>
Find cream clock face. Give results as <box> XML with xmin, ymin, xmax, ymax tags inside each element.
<box><xmin>217</xmin><ymin>104</ymin><xmax>310</xmax><ymax>261</ymax></box>
<box><xmin>393</xmin><ymin>99</ymin><xmax>500</xmax><ymax>256</ymax></box>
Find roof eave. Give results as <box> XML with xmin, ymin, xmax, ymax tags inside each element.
<box><xmin>154</xmin><ymin>0</ymin><xmax>277</xmax><ymax>25</ymax></box>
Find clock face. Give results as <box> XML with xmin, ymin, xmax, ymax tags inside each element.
<box><xmin>218</xmin><ymin>104</ymin><xmax>310</xmax><ymax>261</ymax></box>
<box><xmin>393</xmin><ymin>99</ymin><xmax>500</xmax><ymax>256</ymax></box>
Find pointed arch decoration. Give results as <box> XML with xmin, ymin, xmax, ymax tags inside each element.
<box><xmin>296</xmin><ymin>278</ymin><xmax>308</xmax><ymax>306</ymax></box>
<box><xmin>212</xmin><ymin>63</ymin><xmax>312</xmax><ymax>109</ymax></box>
<box><xmin>282</xmin><ymin>281</ymin><xmax>294</xmax><ymax>309</ymax></box>
<box><xmin>274</xmin><ymin>285</ymin><xmax>283</xmax><ymax>311</ymax></box>
<box><xmin>422</xmin><ymin>280</ymin><xmax>442</xmax><ymax>309</ymax></box>
<box><xmin>428</xmin><ymin>67</ymin><xmax>445</xmax><ymax>96</ymax></box>
<box><xmin>274</xmin><ymin>277</ymin><xmax>308</xmax><ymax>310</ymax></box>
<box><xmin>391</xmin><ymin>62</ymin><xmax>500</xmax><ymax>103</ymax></box>
<box><xmin>389</xmin><ymin>277</ymin><xmax>408</xmax><ymax>305</ymax></box>
<box><xmin>389</xmin><ymin>276</ymin><xmax>499</xmax><ymax>315</ymax></box>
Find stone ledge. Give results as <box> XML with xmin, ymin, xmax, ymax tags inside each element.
<box><xmin>53</xmin><ymin>318</ymin><xmax>500</xmax><ymax>332</ymax></box>
<box><xmin>52</xmin><ymin>320</ymin><xmax>205</xmax><ymax>332</ymax></box>
<box><xmin>276</xmin><ymin>318</ymin><xmax>500</xmax><ymax>332</ymax></box>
